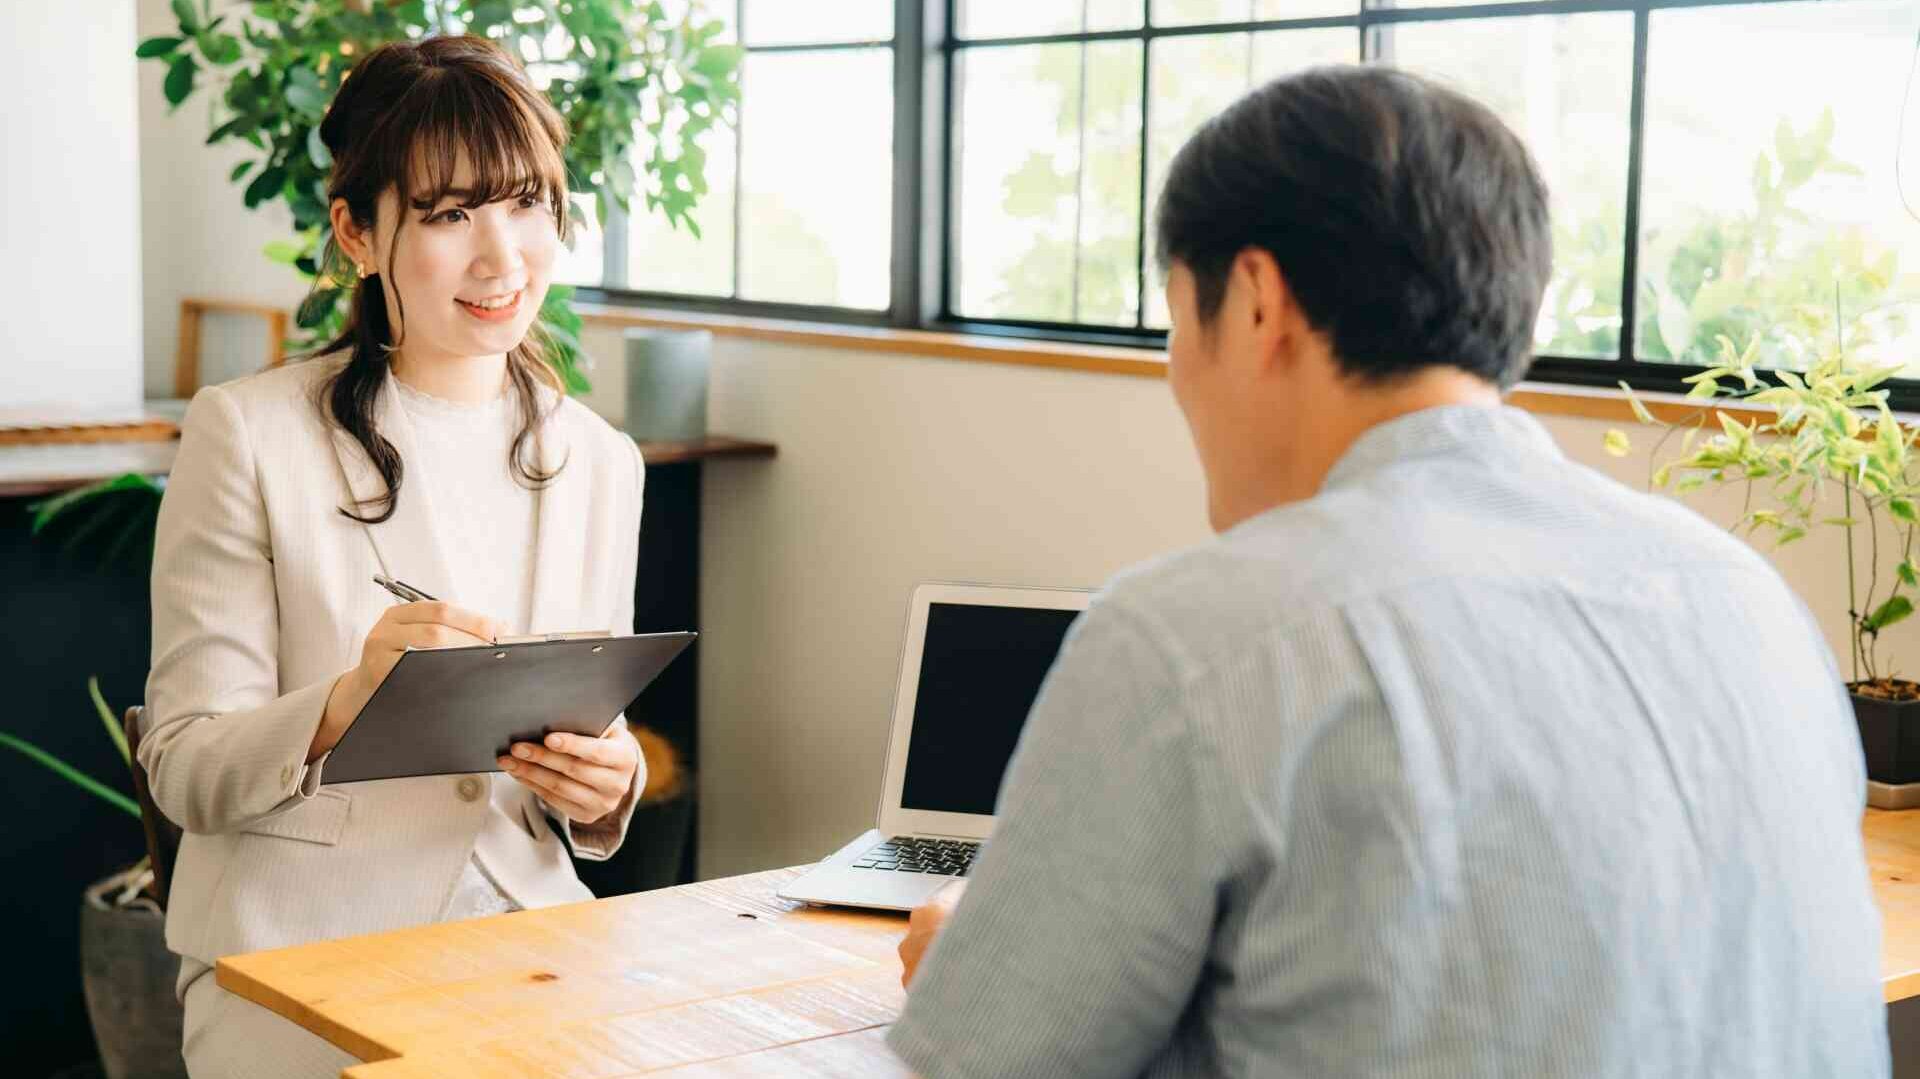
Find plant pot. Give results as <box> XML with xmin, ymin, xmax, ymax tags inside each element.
<box><xmin>79</xmin><ymin>874</ymin><xmax>185</xmax><ymax>1079</ymax></box>
<box><xmin>1853</xmin><ymin>691</ymin><xmax>1920</xmax><ymax>786</ymax></box>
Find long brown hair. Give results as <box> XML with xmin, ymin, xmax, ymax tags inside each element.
<box><xmin>307</xmin><ymin>35</ymin><xmax>572</xmax><ymax>524</ymax></box>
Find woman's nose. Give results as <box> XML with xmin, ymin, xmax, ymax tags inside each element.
<box><xmin>469</xmin><ymin>215</ymin><xmax>524</xmax><ymax>281</ymax></box>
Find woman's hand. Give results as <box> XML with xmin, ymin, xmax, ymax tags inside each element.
<box><xmin>498</xmin><ymin>725</ymin><xmax>639</xmax><ymax>824</ymax></box>
<box><xmin>312</xmin><ymin>601</ymin><xmax>505</xmax><ymax>761</ymax></box>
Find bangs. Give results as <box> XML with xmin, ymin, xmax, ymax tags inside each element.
<box><xmin>378</xmin><ymin>63</ymin><xmax>568</xmax><ymax>218</ymax></box>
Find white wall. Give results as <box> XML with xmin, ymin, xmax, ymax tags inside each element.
<box><xmin>2</xmin><ymin>1</ymin><xmax>143</xmax><ymax>412</ymax></box>
<box><xmin>577</xmin><ymin>327</ymin><xmax>1920</xmax><ymax>879</ymax></box>
<box><xmin>135</xmin><ymin>0</ymin><xmax>306</xmax><ymax>399</ymax></box>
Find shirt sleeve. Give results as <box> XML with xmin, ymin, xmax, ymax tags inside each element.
<box><xmin>886</xmin><ymin>599</ymin><xmax>1220</xmax><ymax>1079</ymax></box>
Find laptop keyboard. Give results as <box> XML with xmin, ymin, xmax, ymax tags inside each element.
<box><xmin>851</xmin><ymin>836</ymin><xmax>979</xmax><ymax>877</ymax></box>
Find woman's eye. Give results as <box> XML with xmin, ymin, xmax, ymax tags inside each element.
<box><xmin>517</xmin><ymin>194</ymin><xmax>543</xmax><ymax>211</ymax></box>
<box><xmin>433</xmin><ymin>208</ymin><xmax>468</xmax><ymax>224</ymax></box>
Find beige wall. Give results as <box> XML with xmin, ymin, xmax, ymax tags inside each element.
<box><xmin>578</xmin><ymin>327</ymin><xmax>1920</xmax><ymax>879</ymax></box>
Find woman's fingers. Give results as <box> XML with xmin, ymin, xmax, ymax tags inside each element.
<box><xmin>499</xmin><ymin>756</ymin><xmax>612</xmax><ymax>820</ymax></box>
<box><xmin>504</xmin><ymin>737</ymin><xmax>623</xmax><ymax>786</ymax></box>
<box><xmin>389</xmin><ymin>600</ymin><xmax>502</xmax><ymax>645</ymax></box>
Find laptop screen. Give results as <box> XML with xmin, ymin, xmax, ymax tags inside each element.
<box><xmin>898</xmin><ymin>602</ymin><xmax>1082</xmax><ymax>817</ymax></box>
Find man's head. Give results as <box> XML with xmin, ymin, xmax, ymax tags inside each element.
<box><xmin>1154</xmin><ymin>65</ymin><xmax>1551</xmax><ymax>530</ymax></box>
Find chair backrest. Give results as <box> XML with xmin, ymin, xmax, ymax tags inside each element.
<box><xmin>121</xmin><ymin>706</ymin><xmax>182</xmax><ymax>911</ymax></box>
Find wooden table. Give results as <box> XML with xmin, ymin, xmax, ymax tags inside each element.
<box><xmin>1868</xmin><ymin>809</ymin><xmax>1920</xmax><ymax>1003</ymax></box>
<box><xmin>218</xmin><ymin>868</ymin><xmax>912</xmax><ymax>1078</ymax></box>
<box><xmin>220</xmin><ymin>816</ymin><xmax>1920</xmax><ymax>1078</ymax></box>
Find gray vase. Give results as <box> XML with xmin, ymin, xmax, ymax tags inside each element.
<box><xmin>624</xmin><ymin>328</ymin><xmax>712</xmax><ymax>442</ymax></box>
<box><xmin>79</xmin><ymin>875</ymin><xmax>185</xmax><ymax>1079</ymax></box>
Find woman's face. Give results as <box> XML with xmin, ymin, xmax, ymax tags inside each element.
<box><xmin>338</xmin><ymin>153</ymin><xmax>560</xmax><ymax>367</ymax></box>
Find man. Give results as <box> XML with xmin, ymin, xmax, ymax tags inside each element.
<box><xmin>886</xmin><ymin>65</ymin><xmax>1886</xmax><ymax>1078</ymax></box>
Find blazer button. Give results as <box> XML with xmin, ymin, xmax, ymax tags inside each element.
<box><xmin>456</xmin><ymin>776</ymin><xmax>483</xmax><ymax>803</ymax></box>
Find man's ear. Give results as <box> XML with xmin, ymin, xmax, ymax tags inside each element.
<box><xmin>1235</xmin><ymin>247</ymin><xmax>1296</xmax><ymax>374</ymax></box>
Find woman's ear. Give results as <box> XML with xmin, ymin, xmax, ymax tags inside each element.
<box><xmin>329</xmin><ymin>198</ymin><xmax>372</xmax><ymax>276</ymax></box>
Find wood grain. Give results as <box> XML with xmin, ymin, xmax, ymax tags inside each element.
<box><xmin>1867</xmin><ymin>809</ymin><xmax>1920</xmax><ymax>1002</ymax></box>
<box><xmin>218</xmin><ymin>868</ymin><xmax>914</xmax><ymax>1079</ymax></box>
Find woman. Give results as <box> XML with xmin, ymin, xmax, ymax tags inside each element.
<box><xmin>140</xmin><ymin>36</ymin><xmax>645</xmax><ymax>1078</ymax></box>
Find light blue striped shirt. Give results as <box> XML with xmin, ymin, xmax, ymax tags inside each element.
<box><xmin>888</xmin><ymin>404</ymin><xmax>1886</xmax><ymax>1078</ymax></box>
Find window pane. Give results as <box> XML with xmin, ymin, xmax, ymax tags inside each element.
<box><xmin>737</xmin><ymin>49</ymin><xmax>893</xmax><ymax>309</ymax></box>
<box><xmin>744</xmin><ymin>0</ymin><xmax>890</xmax><ymax>45</ymax></box>
<box><xmin>953</xmin><ymin>42</ymin><xmax>1145</xmax><ymax>326</ymax></box>
<box><xmin>958</xmin><ymin>0</ymin><xmax>1144</xmax><ymax>40</ymax></box>
<box><xmin>1143</xmin><ymin>28</ymin><xmax>1356</xmax><ymax>326</ymax></box>
<box><xmin>1378</xmin><ymin>13</ymin><xmax>1633</xmax><ymax>359</ymax></box>
<box><xmin>1638</xmin><ymin>0</ymin><xmax>1920</xmax><ymax>372</ymax></box>
<box><xmin>555</xmin><ymin>201</ymin><xmax>606</xmax><ymax>288</ymax></box>
<box><xmin>625</xmin><ymin>126</ymin><xmax>736</xmax><ymax>297</ymax></box>
<box><xmin>1152</xmin><ymin>0</ymin><xmax>1356</xmax><ymax>25</ymax></box>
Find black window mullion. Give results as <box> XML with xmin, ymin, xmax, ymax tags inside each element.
<box><xmin>1618</xmin><ymin>5</ymin><xmax>1650</xmax><ymax>364</ymax></box>
<box><xmin>1133</xmin><ymin>7</ymin><xmax>1153</xmax><ymax>329</ymax></box>
<box><xmin>731</xmin><ymin>0</ymin><xmax>749</xmax><ymax>301</ymax></box>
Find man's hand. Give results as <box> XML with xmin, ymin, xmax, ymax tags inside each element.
<box><xmin>498</xmin><ymin>726</ymin><xmax>639</xmax><ymax>824</ymax></box>
<box><xmin>899</xmin><ymin>880</ymin><xmax>968</xmax><ymax>989</ymax></box>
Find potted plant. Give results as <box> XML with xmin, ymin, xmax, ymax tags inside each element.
<box><xmin>1</xmin><ymin>679</ymin><xmax>185</xmax><ymax>1079</ymax></box>
<box><xmin>137</xmin><ymin>0</ymin><xmax>742</xmax><ymax>389</ymax></box>
<box><xmin>1608</xmin><ymin>328</ymin><xmax>1920</xmax><ymax>791</ymax></box>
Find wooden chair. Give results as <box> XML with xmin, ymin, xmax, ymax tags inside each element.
<box><xmin>121</xmin><ymin>706</ymin><xmax>183</xmax><ymax>911</ymax></box>
<box><xmin>174</xmin><ymin>297</ymin><xmax>291</xmax><ymax>399</ymax></box>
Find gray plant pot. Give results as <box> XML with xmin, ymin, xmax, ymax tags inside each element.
<box><xmin>79</xmin><ymin>875</ymin><xmax>185</xmax><ymax>1079</ymax></box>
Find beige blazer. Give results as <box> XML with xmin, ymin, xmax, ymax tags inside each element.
<box><xmin>142</xmin><ymin>355</ymin><xmax>647</xmax><ymax>969</ymax></box>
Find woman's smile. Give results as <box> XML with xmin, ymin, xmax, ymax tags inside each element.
<box><xmin>456</xmin><ymin>288</ymin><xmax>523</xmax><ymax>322</ymax></box>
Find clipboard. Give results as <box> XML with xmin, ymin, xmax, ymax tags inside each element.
<box><xmin>322</xmin><ymin>630</ymin><xmax>697</xmax><ymax>785</ymax></box>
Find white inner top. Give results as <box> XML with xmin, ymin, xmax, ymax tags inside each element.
<box><xmin>395</xmin><ymin>374</ymin><xmax>541</xmax><ymax>919</ymax></box>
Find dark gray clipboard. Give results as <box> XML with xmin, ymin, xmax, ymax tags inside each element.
<box><xmin>322</xmin><ymin>630</ymin><xmax>696</xmax><ymax>785</ymax></box>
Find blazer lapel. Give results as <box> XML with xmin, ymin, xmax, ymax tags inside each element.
<box><xmin>527</xmin><ymin>384</ymin><xmax>582</xmax><ymax>634</ymax></box>
<box><xmin>328</xmin><ymin>367</ymin><xmax>458</xmax><ymax>603</ymax></box>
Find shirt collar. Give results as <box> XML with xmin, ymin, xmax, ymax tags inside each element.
<box><xmin>1320</xmin><ymin>403</ymin><xmax>1562</xmax><ymax>493</ymax></box>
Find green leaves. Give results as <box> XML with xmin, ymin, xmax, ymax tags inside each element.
<box><xmin>243</xmin><ymin>165</ymin><xmax>286</xmax><ymax>209</ymax></box>
<box><xmin>0</xmin><ymin>733</ymin><xmax>140</xmax><ymax>819</ymax></box>
<box><xmin>163</xmin><ymin>54</ymin><xmax>197</xmax><ymax>107</ymax></box>
<box><xmin>197</xmin><ymin>30</ymin><xmax>242</xmax><ymax>65</ymax></box>
<box><xmin>170</xmin><ymin>0</ymin><xmax>199</xmax><ymax>33</ymax></box>
<box><xmin>285</xmin><ymin>66</ymin><xmax>330</xmax><ymax>117</ymax></box>
<box><xmin>136</xmin><ymin>36</ymin><xmax>183</xmax><ymax>58</ymax></box>
<box><xmin>1867</xmin><ymin>596</ymin><xmax>1915</xmax><ymax>634</ymax></box>
<box><xmin>1602</xmin><ymin>430</ymin><xmax>1631</xmax><ymax>458</ymax></box>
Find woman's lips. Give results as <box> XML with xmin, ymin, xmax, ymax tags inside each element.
<box><xmin>456</xmin><ymin>290</ymin><xmax>522</xmax><ymax>322</ymax></box>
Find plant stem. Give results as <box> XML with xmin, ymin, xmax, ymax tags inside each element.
<box><xmin>1870</xmin><ymin>500</ymin><xmax>1884</xmax><ymax>680</ymax></box>
<box><xmin>1848</xmin><ymin>481</ymin><xmax>1862</xmax><ymax>682</ymax></box>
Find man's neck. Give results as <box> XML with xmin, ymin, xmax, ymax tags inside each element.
<box><xmin>1212</xmin><ymin>368</ymin><xmax>1502</xmax><ymax>531</ymax></box>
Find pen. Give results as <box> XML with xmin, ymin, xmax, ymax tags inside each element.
<box><xmin>373</xmin><ymin>575</ymin><xmax>438</xmax><ymax>604</ymax></box>
<box><xmin>373</xmin><ymin>575</ymin><xmax>608</xmax><ymax>645</ymax></box>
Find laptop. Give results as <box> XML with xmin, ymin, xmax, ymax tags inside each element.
<box><xmin>777</xmin><ymin>582</ymin><xmax>1091</xmax><ymax>912</ymax></box>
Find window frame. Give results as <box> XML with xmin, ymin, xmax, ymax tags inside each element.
<box><xmin>575</xmin><ymin>0</ymin><xmax>1920</xmax><ymax>410</ymax></box>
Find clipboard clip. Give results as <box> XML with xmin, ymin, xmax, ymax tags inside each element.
<box><xmin>493</xmin><ymin>630</ymin><xmax>613</xmax><ymax>645</ymax></box>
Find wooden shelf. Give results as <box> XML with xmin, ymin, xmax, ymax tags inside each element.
<box><xmin>635</xmin><ymin>435</ymin><xmax>778</xmax><ymax>467</ymax></box>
